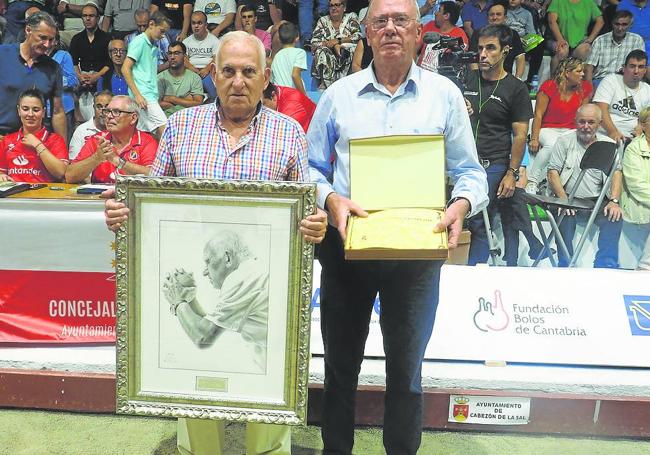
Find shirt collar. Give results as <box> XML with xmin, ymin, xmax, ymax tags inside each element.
<box><xmin>609</xmin><ymin>32</ymin><xmax>627</xmax><ymax>45</ymax></box>
<box><xmin>142</xmin><ymin>32</ymin><xmax>155</xmax><ymax>47</ymax></box>
<box><xmin>357</xmin><ymin>61</ymin><xmax>419</xmax><ymax>98</ymax></box>
<box><xmin>16</xmin><ymin>43</ymin><xmax>47</xmax><ymax>66</ymax></box>
<box><xmin>214</xmin><ymin>98</ymin><xmax>264</xmax><ymax>133</ymax></box>
<box><xmin>101</xmin><ymin>129</ymin><xmax>142</xmax><ymax>152</ymax></box>
<box><xmin>639</xmin><ymin>134</ymin><xmax>650</xmax><ymax>157</ymax></box>
<box><xmin>18</xmin><ymin>127</ymin><xmax>48</xmax><ymax>142</ymax></box>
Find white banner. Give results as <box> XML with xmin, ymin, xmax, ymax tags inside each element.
<box><xmin>0</xmin><ymin>199</ymin><xmax>114</xmax><ymax>272</ymax></box>
<box><xmin>448</xmin><ymin>395</ymin><xmax>530</xmax><ymax>425</ymax></box>
<box><xmin>311</xmin><ymin>264</ymin><xmax>650</xmax><ymax>367</ymax></box>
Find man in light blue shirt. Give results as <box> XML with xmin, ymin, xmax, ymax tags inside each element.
<box><xmin>307</xmin><ymin>0</ymin><xmax>488</xmax><ymax>452</ymax></box>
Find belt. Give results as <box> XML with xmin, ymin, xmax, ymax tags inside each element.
<box><xmin>478</xmin><ymin>158</ymin><xmax>509</xmax><ymax>169</ymax></box>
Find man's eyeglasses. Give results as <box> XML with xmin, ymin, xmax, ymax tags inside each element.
<box><xmin>167</xmin><ymin>51</ymin><xmax>184</xmax><ymax>56</ymax></box>
<box><xmin>102</xmin><ymin>108</ymin><xmax>135</xmax><ymax>117</ymax></box>
<box><xmin>369</xmin><ymin>15</ymin><xmax>413</xmax><ymax>30</ymax></box>
<box><xmin>110</xmin><ymin>49</ymin><xmax>126</xmax><ymax>54</ymax></box>
<box><xmin>329</xmin><ymin>2</ymin><xmax>343</xmax><ymax>7</ymax></box>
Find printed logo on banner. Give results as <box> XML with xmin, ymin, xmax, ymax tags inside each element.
<box><xmin>623</xmin><ymin>295</ymin><xmax>650</xmax><ymax>336</ymax></box>
<box><xmin>473</xmin><ymin>290</ymin><xmax>509</xmax><ymax>332</ymax></box>
<box><xmin>310</xmin><ymin>288</ymin><xmax>381</xmax><ymax>316</ymax></box>
<box><xmin>452</xmin><ymin>397</ymin><xmax>470</xmax><ymax>422</ymax></box>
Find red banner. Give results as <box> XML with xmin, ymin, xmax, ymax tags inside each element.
<box><xmin>0</xmin><ymin>270</ymin><xmax>116</xmax><ymax>343</ymax></box>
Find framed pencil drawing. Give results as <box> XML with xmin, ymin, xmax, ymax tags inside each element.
<box><xmin>114</xmin><ymin>176</ymin><xmax>316</xmax><ymax>425</ymax></box>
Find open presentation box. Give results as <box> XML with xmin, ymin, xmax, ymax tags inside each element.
<box><xmin>344</xmin><ymin>135</ymin><xmax>448</xmax><ymax>260</ymax></box>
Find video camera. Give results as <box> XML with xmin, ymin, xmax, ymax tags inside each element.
<box><xmin>423</xmin><ymin>32</ymin><xmax>478</xmax><ymax>90</ymax></box>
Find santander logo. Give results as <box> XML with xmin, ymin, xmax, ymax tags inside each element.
<box><xmin>12</xmin><ymin>155</ymin><xmax>29</xmax><ymax>166</ymax></box>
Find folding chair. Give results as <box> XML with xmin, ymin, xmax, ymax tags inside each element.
<box><xmin>482</xmin><ymin>207</ymin><xmax>501</xmax><ymax>266</ymax></box>
<box><xmin>521</xmin><ymin>140</ymin><xmax>621</xmax><ymax>267</ymax></box>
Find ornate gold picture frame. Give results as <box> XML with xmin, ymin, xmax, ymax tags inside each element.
<box><xmin>115</xmin><ymin>176</ymin><xmax>315</xmax><ymax>425</ymax></box>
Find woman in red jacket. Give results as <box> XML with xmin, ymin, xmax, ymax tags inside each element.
<box><xmin>0</xmin><ymin>89</ymin><xmax>69</xmax><ymax>183</ymax></box>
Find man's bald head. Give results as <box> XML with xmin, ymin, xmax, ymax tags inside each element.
<box><xmin>576</xmin><ymin>103</ymin><xmax>602</xmax><ymax>123</ymax></box>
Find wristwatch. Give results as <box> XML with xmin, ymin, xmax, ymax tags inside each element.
<box><xmin>117</xmin><ymin>157</ymin><xmax>127</xmax><ymax>171</ymax></box>
<box><xmin>447</xmin><ymin>196</ymin><xmax>472</xmax><ymax>214</ymax></box>
<box><xmin>609</xmin><ymin>198</ymin><xmax>619</xmax><ymax>204</ymax></box>
<box><xmin>507</xmin><ymin>167</ymin><xmax>520</xmax><ymax>181</ymax></box>
<box><xmin>337</xmin><ymin>37</ymin><xmax>342</xmax><ymax>44</ymax></box>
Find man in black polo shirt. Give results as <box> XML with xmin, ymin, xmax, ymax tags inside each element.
<box><xmin>464</xmin><ymin>24</ymin><xmax>534</xmax><ymax>265</ymax></box>
<box><xmin>150</xmin><ymin>0</ymin><xmax>194</xmax><ymax>41</ymax></box>
<box><xmin>69</xmin><ymin>3</ymin><xmax>111</xmax><ymax>121</ymax></box>
<box><xmin>0</xmin><ymin>11</ymin><xmax>65</xmax><ymax>140</ymax></box>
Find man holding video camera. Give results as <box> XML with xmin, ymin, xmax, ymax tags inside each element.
<box><xmin>417</xmin><ymin>1</ymin><xmax>468</xmax><ymax>73</ymax></box>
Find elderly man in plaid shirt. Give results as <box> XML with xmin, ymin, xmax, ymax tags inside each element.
<box><xmin>585</xmin><ymin>10</ymin><xmax>645</xmax><ymax>87</ymax></box>
<box><xmin>104</xmin><ymin>30</ymin><xmax>326</xmax><ymax>455</ymax></box>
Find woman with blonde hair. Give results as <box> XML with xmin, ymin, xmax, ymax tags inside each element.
<box><xmin>621</xmin><ymin>106</ymin><xmax>650</xmax><ymax>270</ymax></box>
<box><xmin>526</xmin><ymin>57</ymin><xmax>593</xmax><ymax>194</ymax></box>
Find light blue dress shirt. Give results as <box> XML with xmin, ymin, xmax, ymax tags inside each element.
<box><xmin>307</xmin><ymin>62</ymin><xmax>488</xmax><ymax>218</ymax></box>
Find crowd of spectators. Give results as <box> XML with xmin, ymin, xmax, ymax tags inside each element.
<box><xmin>0</xmin><ymin>0</ymin><xmax>649</xmax><ymax>269</ymax></box>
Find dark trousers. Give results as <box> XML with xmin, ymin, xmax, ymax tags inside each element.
<box><xmin>525</xmin><ymin>42</ymin><xmax>545</xmax><ymax>84</ymax></box>
<box><xmin>468</xmin><ymin>163</ymin><xmax>543</xmax><ymax>265</ymax></box>
<box><xmin>557</xmin><ymin>209</ymin><xmax>622</xmax><ymax>268</ymax></box>
<box><xmin>319</xmin><ymin>225</ymin><xmax>442</xmax><ymax>455</ymax></box>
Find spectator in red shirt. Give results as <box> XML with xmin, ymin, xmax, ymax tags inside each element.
<box><xmin>65</xmin><ymin>95</ymin><xmax>158</xmax><ymax>183</ymax></box>
<box><xmin>0</xmin><ymin>89</ymin><xmax>68</xmax><ymax>183</ymax></box>
<box><xmin>262</xmin><ymin>82</ymin><xmax>316</xmax><ymax>132</ymax></box>
<box><xmin>526</xmin><ymin>57</ymin><xmax>592</xmax><ymax>193</ymax></box>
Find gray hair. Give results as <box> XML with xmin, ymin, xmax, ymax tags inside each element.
<box><xmin>94</xmin><ymin>90</ymin><xmax>113</xmax><ymax>101</ymax></box>
<box><xmin>204</xmin><ymin>231</ymin><xmax>252</xmax><ymax>262</ymax></box>
<box><xmin>25</xmin><ymin>11</ymin><xmax>58</xmax><ymax>31</ymax></box>
<box><xmin>134</xmin><ymin>8</ymin><xmax>149</xmax><ymax>19</ymax></box>
<box><xmin>576</xmin><ymin>103</ymin><xmax>602</xmax><ymax>122</ymax></box>
<box><xmin>367</xmin><ymin>0</ymin><xmax>421</xmax><ymax>23</ymax></box>
<box><xmin>214</xmin><ymin>31</ymin><xmax>266</xmax><ymax>71</ymax></box>
<box><xmin>112</xmin><ymin>95</ymin><xmax>140</xmax><ymax>116</ymax></box>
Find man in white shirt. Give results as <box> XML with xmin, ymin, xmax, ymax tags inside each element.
<box><xmin>593</xmin><ymin>49</ymin><xmax>650</xmax><ymax>143</ymax></box>
<box><xmin>183</xmin><ymin>11</ymin><xmax>220</xmax><ymax>100</ymax></box>
<box><xmin>547</xmin><ymin>104</ymin><xmax>622</xmax><ymax>268</ymax></box>
<box><xmin>69</xmin><ymin>91</ymin><xmax>112</xmax><ymax>160</ymax></box>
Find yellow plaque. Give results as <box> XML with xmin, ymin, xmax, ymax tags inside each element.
<box><xmin>344</xmin><ymin>208</ymin><xmax>448</xmax><ymax>260</ymax></box>
<box><xmin>345</xmin><ymin>135</ymin><xmax>448</xmax><ymax>260</ymax></box>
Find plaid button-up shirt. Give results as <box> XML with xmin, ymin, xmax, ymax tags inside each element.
<box><xmin>586</xmin><ymin>31</ymin><xmax>645</xmax><ymax>81</ymax></box>
<box><xmin>151</xmin><ymin>101</ymin><xmax>307</xmax><ymax>182</ymax></box>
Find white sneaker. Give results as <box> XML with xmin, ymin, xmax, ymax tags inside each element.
<box><xmin>525</xmin><ymin>182</ymin><xmax>538</xmax><ymax>194</ymax></box>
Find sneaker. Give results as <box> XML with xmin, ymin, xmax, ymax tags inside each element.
<box><xmin>525</xmin><ymin>182</ymin><xmax>538</xmax><ymax>194</ymax></box>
